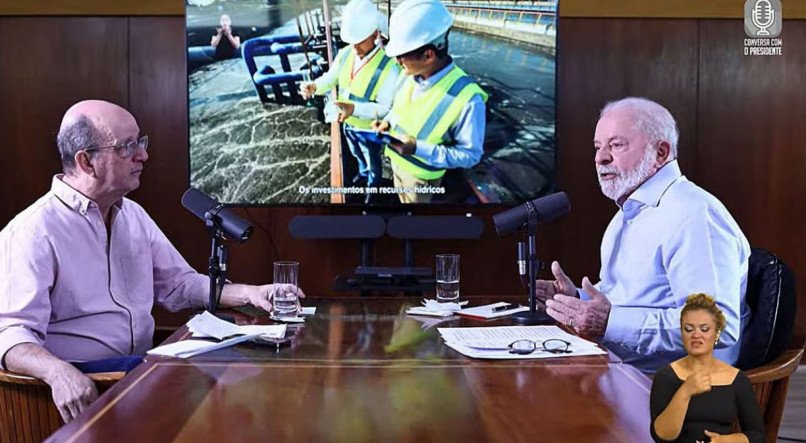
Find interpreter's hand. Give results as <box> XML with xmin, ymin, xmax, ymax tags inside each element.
<box><xmin>545</xmin><ymin>276</ymin><xmax>611</xmax><ymax>339</ymax></box>
<box><xmin>371</xmin><ymin>119</ymin><xmax>390</xmax><ymax>133</ymax></box>
<box><xmin>535</xmin><ymin>261</ymin><xmax>577</xmax><ymax>303</ymax></box>
<box><xmin>390</xmin><ymin>135</ymin><xmax>417</xmax><ymax>155</ymax></box>
<box><xmin>47</xmin><ymin>362</ymin><xmax>99</xmax><ymax>423</ymax></box>
<box><xmin>299</xmin><ymin>82</ymin><xmax>317</xmax><ymax>100</ymax></box>
<box><xmin>216</xmin><ymin>26</ymin><xmax>224</xmax><ymax>35</ymax></box>
<box><xmin>703</xmin><ymin>430</ymin><xmax>728</xmax><ymax>442</ymax></box>
<box><xmin>683</xmin><ymin>370</ymin><xmax>712</xmax><ymax>397</ymax></box>
<box><xmin>335</xmin><ymin>101</ymin><xmax>355</xmax><ymax>122</ymax></box>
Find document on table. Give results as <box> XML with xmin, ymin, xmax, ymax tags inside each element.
<box><xmin>437</xmin><ymin>325</ymin><xmax>607</xmax><ymax>359</ymax></box>
<box><xmin>405</xmin><ymin>300</ymin><xmax>469</xmax><ymax>317</ymax></box>
<box><xmin>454</xmin><ymin>302</ymin><xmax>530</xmax><ymax>320</ymax></box>
<box><xmin>147</xmin><ymin>334</ymin><xmax>263</xmax><ymax>358</ymax></box>
<box><xmin>188</xmin><ymin>311</ymin><xmax>287</xmax><ymax>339</ymax></box>
<box><xmin>148</xmin><ymin>312</ymin><xmax>290</xmax><ymax>358</ymax></box>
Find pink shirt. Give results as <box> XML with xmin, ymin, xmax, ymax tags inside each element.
<box><xmin>0</xmin><ymin>176</ymin><xmax>208</xmax><ymax>366</ymax></box>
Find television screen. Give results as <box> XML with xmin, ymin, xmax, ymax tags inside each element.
<box><xmin>187</xmin><ymin>0</ymin><xmax>557</xmax><ymax>205</ymax></box>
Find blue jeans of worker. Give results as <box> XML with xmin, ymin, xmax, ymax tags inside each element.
<box><xmin>344</xmin><ymin>125</ymin><xmax>383</xmax><ymax>187</ymax></box>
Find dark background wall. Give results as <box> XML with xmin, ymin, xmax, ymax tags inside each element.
<box><xmin>1</xmin><ymin>5</ymin><xmax>804</xmax><ymax>329</ymax></box>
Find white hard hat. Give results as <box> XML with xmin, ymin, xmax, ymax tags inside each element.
<box><xmin>340</xmin><ymin>0</ymin><xmax>380</xmax><ymax>44</ymax></box>
<box><xmin>385</xmin><ymin>0</ymin><xmax>453</xmax><ymax>57</ymax></box>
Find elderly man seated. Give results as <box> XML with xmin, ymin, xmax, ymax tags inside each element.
<box><xmin>0</xmin><ymin>100</ymin><xmax>299</xmax><ymax>422</ymax></box>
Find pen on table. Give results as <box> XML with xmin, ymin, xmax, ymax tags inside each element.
<box><xmin>492</xmin><ymin>303</ymin><xmax>520</xmax><ymax>312</ymax></box>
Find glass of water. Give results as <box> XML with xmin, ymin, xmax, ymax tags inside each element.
<box><xmin>436</xmin><ymin>254</ymin><xmax>460</xmax><ymax>303</ymax></box>
<box><xmin>273</xmin><ymin>261</ymin><xmax>300</xmax><ymax>318</ymax></box>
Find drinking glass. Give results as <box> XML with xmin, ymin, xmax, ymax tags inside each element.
<box><xmin>436</xmin><ymin>254</ymin><xmax>460</xmax><ymax>303</ymax></box>
<box><xmin>273</xmin><ymin>261</ymin><xmax>300</xmax><ymax>318</ymax></box>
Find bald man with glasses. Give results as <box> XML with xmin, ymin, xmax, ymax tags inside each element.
<box><xmin>0</xmin><ymin>100</ymin><xmax>299</xmax><ymax>423</ymax></box>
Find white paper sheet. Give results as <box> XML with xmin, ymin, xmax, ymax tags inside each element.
<box><xmin>147</xmin><ymin>334</ymin><xmax>262</xmax><ymax>358</ymax></box>
<box><xmin>188</xmin><ymin>311</ymin><xmax>287</xmax><ymax>339</ymax></box>
<box><xmin>456</xmin><ymin>302</ymin><xmax>530</xmax><ymax>319</ymax></box>
<box><xmin>300</xmin><ymin>306</ymin><xmax>317</xmax><ymax>316</ymax></box>
<box><xmin>437</xmin><ymin>326</ymin><xmax>606</xmax><ymax>359</ymax></box>
<box><xmin>405</xmin><ymin>308</ymin><xmax>455</xmax><ymax>318</ymax></box>
<box><xmin>187</xmin><ymin>311</ymin><xmax>241</xmax><ymax>340</ymax></box>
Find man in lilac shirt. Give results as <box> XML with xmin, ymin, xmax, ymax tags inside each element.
<box><xmin>0</xmin><ymin>100</ymin><xmax>300</xmax><ymax>422</ymax></box>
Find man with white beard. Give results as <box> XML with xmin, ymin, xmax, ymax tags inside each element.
<box><xmin>535</xmin><ymin>97</ymin><xmax>750</xmax><ymax>373</ymax></box>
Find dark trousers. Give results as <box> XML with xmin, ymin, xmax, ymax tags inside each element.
<box><xmin>344</xmin><ymin>125</ymin><xmax>383</xmax><ymax>187</ymax></box>
<box><xmin>71</xmin><ymin>356</ymin><xmax>144</xmax><ymax>374</ymax></box>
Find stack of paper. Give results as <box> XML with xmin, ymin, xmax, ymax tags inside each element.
<box><xmin>188</xmin><ymin>311</ymin><xmax>287</xmax><ymax>340</ymax></box>
<box><xmin>455</xmin><ymin>302</ymin><xmax>530</xmax><ymax>320</ymax></box>
<box><xmin>147</xmin><ymin>334</ymin><xmax>264</xmax><ymax>358</ymax></box>
<box><xmin>146</xmin><ymin>312</ymin><xmax>287</xmax><ymax>359</ymax></box>
<box><xmin>437</xmin><ymin>325</ymin><xmax>607</xmax><ymax>359</ymax></box>
<box><xmin>406</xmin><ymin>299</ymin><xmax>468</xmax><ymax>317</ymax></box>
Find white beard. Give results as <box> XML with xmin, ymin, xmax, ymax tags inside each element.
<box><xmin>597</xmin><ymin>147</ymin><xmax>657</xmax><ymax>202</ymax></box>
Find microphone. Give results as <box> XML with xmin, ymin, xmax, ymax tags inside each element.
<box><xmin>752</xmin><ymin>0</ymin><xmax>774</xmax><ymax>35</ymax></box>
<box><xmin>492</xmin><ymin>192</ymin><xmax>571</xmax><ymax>235</ymax></box>
<box><xmin>181</xmin><ymin>187</ymin><xmax>254</xmax><ymax>243</ymax></box>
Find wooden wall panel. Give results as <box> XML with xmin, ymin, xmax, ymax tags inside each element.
<box><xmin>697</xmin><ymin>20</ymin><xmax>806</xmax><ymax>327</ymax></box>
<box><xmin>126</xmin><ymin>16</ymin><xmax>210</xmax><ymax>274</ymax></box>
<box><xmin>0</xmin><ymin>17</ymin><xmax>129</xmax><ymax>224</ymax></box>
<box><xmin>561</xmin><ymin>0</ymin><xmax>806</xmax><ymax>19</ymax></box>
<box><xmin>0</xmin><ymin>0</ymin><xmax>183</xmax><ymax>16</ymax></box>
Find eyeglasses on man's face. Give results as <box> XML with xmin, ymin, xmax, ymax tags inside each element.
<box><xmin>84</xmin><ymin>135</ymin><xmax>149</xmax><ymax>158</ymax></box>
<box><xmin>508</xmin><ymin>339</ymin><xmax>572</xmax><ymax>355</ymax></box>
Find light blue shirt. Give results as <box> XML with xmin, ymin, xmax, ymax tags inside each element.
<box><xmin>581</xmin><ymin>160</ymin><xmax>751</xmax><ymax>373</ymax></box>
<box><xmin>387</xmin><ymin>61</ymin><xmax>487</xmax><ymax>169</ymax></box>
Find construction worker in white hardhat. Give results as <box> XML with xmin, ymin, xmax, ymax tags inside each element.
<box><xmin>300</xmin><ymin>0</ymin><xmax>402</xmax><ymax>198</ymax></box>
<box><xmin>372</xmin><ymin>0</ymin><xmax>487</xmax><ymax>204</ymax></box>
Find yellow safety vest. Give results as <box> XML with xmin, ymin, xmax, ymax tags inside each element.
<box><xmin>336</xmin><ymin>47</ymin><xmax>395</xmax><ymax>129</ymax></box>
<box><xmin>385</xmin><ymin>65</ymin><xmax>488</xmax><ymax>180</ymax></box>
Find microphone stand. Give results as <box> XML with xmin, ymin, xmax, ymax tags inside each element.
<box><xmin>512</xmin><ymin>201</ymin><xmax>553</xmax><ymax>325</ymax></box>
<box><xmin>205</xmin><ymin>212</ymin><xmax>234</xmax><ymax>322</ymax></box>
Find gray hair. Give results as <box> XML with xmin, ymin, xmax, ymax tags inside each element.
<box><xmin>57</xmin><ymin>115</ymin><xmax>100</xmax><ymax>173</ymax></box>
<box><xmin>600</xmin><ymin>97</ymin><xmax>679</xmax><ymax>159</ymax></box>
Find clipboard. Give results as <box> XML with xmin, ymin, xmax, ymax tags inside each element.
<box><xmin>345</xmin><ymin>127</ymin><xmax>403</xmax><ymax>146</ymax></box>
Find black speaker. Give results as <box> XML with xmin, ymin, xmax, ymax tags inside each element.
<box><xmin>288</xmin><ymin>215</ymin><xmax>386</xmax><ymax>239</ymax></box>
<box><xmin>386</xmin><ymin>215</ymin><xmax>484</xmax><ymax>240</ymax></box>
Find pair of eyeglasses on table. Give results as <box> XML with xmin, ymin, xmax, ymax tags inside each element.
<box><xmin>509</xmin><ymin>339</ymin><xmax>572</xmax><ymax>355</ymax></box>
<box><xmin>466</xmin><ymin>339</ymin><xmax>572</xmax><ymax>355</ymax></box>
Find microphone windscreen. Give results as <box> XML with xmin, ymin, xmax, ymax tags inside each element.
<box><xmin>218</xmin><ymin>207</ymin><xmax>254</xmax><ymax>242</ymax></box>
<box><xmin>181</xmin><ymin>187</ymin><xmax>218</xmax><ymax>220</ymax></box>
<box><xmin>493</xmin><ymin>191</ymin><xmax>570</xmax><ymax>235</ymax></box>
<box><xmin>532</xmin><ymin>191</ymin><xmax>571</xmax><ymax>224</ymax></box>
<box><xmin>180</xmin><ymin>187</ymin><xmax>253</xmax><ymax>242</ymax></box>
<box><xmin>493</xmin><ymin>205</ymin><xmax>528</xmax><ymax>236</ymax></box>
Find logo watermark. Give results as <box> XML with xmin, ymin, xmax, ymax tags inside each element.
<box><xmin>744</xmin><ymin>0</ymin><xmax>783</xmax><ymax>56</ymax></box>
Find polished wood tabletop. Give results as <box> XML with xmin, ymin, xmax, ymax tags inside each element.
<box><xmin>47</xmin><ymin>297</ymin><xmax>653</xmax><ymax>443</ymax></box>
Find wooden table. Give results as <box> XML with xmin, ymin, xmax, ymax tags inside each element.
<box><xmin>47</xmin><ymin>298</ymin><xmax>653</xmax><ymax>443</ymax></box>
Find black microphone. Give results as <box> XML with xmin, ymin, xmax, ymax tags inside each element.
<box><xmin>492</xmin><ymin>191</ymin><xmax>571</xmax><ymax>235</ymax></box>
<box><xmin>181</xmin><ymin>187</ymin><xmax>254</xmax><ymax>243</ymax></box>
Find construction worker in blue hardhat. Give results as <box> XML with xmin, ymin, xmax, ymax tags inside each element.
<box><xmin>372</xmin><ymin>0</ymin><xmax>487</xmax><ymax>204</ymax></box>
<box><xmin>300</xmin><ymin>0</ymin><xmax>402</xmax><ymax>200</ymax></box>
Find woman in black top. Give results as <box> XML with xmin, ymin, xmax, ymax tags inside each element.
<box><xmin>650</xmin><ymin>293</ymin><xmax>764</xmax><ymax>443</ymax></box>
